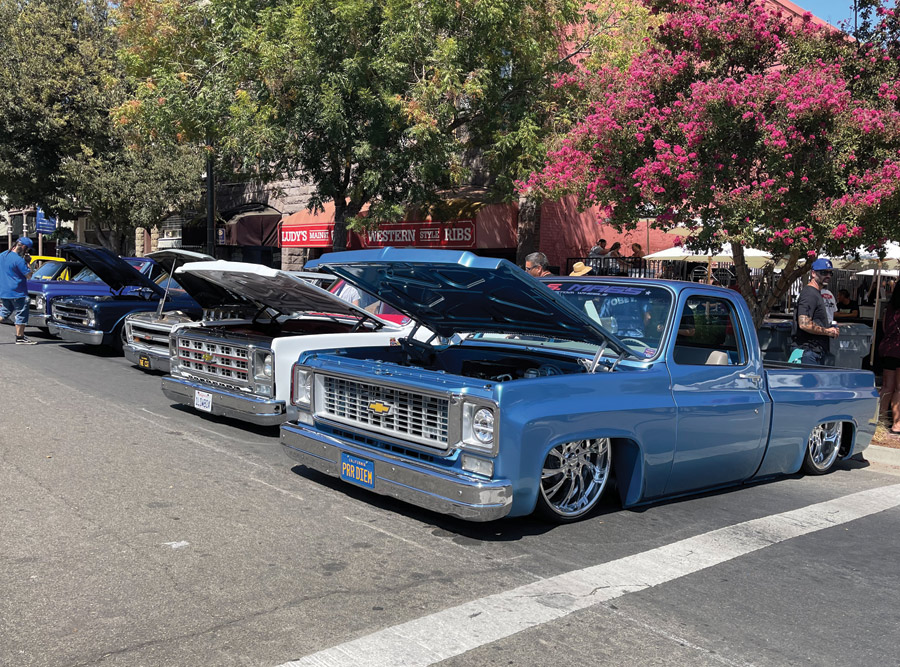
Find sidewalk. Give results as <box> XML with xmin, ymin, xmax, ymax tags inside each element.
<box><xmin>864</xmin><ymin>444</ymin><xmax>900</xmax><ymax>468</ymax></box>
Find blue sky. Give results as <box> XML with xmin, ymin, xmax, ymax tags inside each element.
<box><xmin>793</xmin><ymin>0</ymin><xmax>857</xmax><ymax>29</ymax></box>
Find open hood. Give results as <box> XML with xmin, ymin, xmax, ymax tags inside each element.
<box><xmin>176</xmin><ymin>260</ymin><xmax>394</xmax><ymax>326</ymax></box>
<box><xmin>304</xmin><ymin>248</ymin><xmax>631</xmax><ymax>353</ymax></box>
<box><xmin>147</xmin><ymin>249</ymin><xmax>214</xmax><ymax>268</ymax></box>
<box><xmin>60</xmin><ymin>243</ymin><xmax>163</xmax><ymax>295</ymax></box>
<box><xmin>147</xmin><ymin>250</ymin><xmax>258</xmax><ymax>309</ymax></box>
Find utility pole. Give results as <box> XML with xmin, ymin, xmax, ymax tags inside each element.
<box><xmin>206</xmin><ymin>134</ymin><xmax>216</xmax><ymax>256</ymax></box>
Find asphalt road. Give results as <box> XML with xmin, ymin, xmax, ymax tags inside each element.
<box><xmin>2</xmin><ymin>331</ymin><xmax>899</xmax><ymax>667</ymax></box>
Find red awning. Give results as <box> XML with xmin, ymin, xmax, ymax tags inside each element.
<box><xmin>279</xmin><ymin>200</ymin><xmax>517</xmax><ymax>250</ymax></box>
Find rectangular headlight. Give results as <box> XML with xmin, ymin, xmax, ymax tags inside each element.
<box><xmin>292</xmin><ymin>366</ymin><xmax>313</xmax><ymax>408</ymax></box>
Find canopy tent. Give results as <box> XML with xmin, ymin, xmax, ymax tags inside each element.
<box><xmin>644</xmin><ymin>243</ymin><xmax>773</xmax><ymax>269</ymax></box>
<box><xmin>855</xmin><ymin>269</ymin><xmax>900</xmax><ymax>277</ymax></box>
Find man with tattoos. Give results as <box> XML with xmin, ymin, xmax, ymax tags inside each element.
<box><xmin>791</xmin><ymin>258</ymin><xmax>839</xmax><ymax>365</ymax></box>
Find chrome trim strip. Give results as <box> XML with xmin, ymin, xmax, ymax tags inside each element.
<box><xmin>280</xmin><ymin>421</ymin><xmax>512</xmax><ymax>521</ymax></box>
<box><xmin>54</xmin><ymin>323</ymin><xmax>104</xmax><ymax>345</ymax></box>
<box><xmin>161</xmin><ymin>376</ymin><xmax>288</xmax><ymax>426</ymax></box>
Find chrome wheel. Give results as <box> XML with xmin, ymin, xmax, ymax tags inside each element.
<box><xmin>537</xmin><ymin>438</ymin><xmax>611</xmax><ymax>521</ymax></box>
<box><xmin>802</xmin><ymin>422</ymin><xmax>843</xmax><ymax>475</ymax></box>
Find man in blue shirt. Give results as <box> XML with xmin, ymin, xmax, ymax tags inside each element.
<box><xmin>0</xmin><ymin>237</ymin><xmax>37</xmax><ymax>344</ymax></box>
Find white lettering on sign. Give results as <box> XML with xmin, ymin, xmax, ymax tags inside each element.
<box><xmin>367</xmin><ymin>228</ymin><xmax>417</xmax><ymax>244</ymax></box>
<box><xmin>444</xmin><ymin>227</ymin><xmax>472</xmax><ymax>242</ymax></box>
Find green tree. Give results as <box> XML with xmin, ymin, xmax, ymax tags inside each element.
<box><xmin>0</xmin><ymin>0</ymin><xmax>115</xmax><ymax>213</ymax></box>
<box><xmin>0</xmin><ymin>0</ymin><xmax>204</xmax><ymax>252</ymax></box>
<box><xmin>117</xmin><ymin>0</ymin><xmax>655</xmax><ymax>253</ymax></box>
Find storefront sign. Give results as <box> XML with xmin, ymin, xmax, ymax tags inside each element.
<box><xmin>281</xmin><ymin>223</ymin><xmax>334</xmax><ymax>248</ymax></box>
<box><xmin>360</xmin><ymin>220</ymin><xmax>476</xmax><ymax>249</ymax></box>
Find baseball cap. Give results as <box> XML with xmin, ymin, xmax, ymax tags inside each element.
<box><xmin>17</xmin><ymin>237</ymin><xmax>33</xmax><ymax>248</ymax></box>
<box><xmin>811</xmin><ymin>258</ymin><xmax>833</xmax><ymax>271</ymax></box>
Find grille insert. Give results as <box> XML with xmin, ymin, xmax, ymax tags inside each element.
<box><xmin>320</xmin><ymin>375</ymin><xmax>450</xmax><ymax>447</ymax></box>
<box><xmin>176</xmin><ymin>337</ymin><xmax>251</xmax><ymax>385</ymax></box>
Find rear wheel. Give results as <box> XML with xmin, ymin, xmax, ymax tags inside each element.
<box><xmin>536</xmin><ymin>437</ymin><xmax>611</xmax><ymax>522</ymax></box>
<box><xmin>802</xmin><ymin>422</ymin><xmax>843</xmax><ymax>474</ymax></box>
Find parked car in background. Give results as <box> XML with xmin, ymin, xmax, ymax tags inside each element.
<box><xmin>124</xmin><ymin>262</ymin><xmax>324</xmax><ymax>373</ymax></box>
<box><xmin>279</xmin><ymin>248</ymin><xmax>877</xmax><ymax>523</ymax></box>
<box><xmin>28</xmin><ymin>255</ymin><xmax>75</xmax><ymax>281</ymax></box>
<box><xmin>49</xmin><ymin>245</ymin><xmax>203</xmax><ymax>350</ymax></box>
<box><xmin>160</xmin><ymin>261</ymin><xmax>413</xmax><ymax>426</ymax></box>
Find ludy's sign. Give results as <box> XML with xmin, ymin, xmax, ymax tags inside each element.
<box><xmin>281</xmin><ymin>223</ymin><xmax>334</xmax><ymax>248</ymax></box>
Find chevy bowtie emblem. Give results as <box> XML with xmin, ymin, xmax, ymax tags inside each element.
<box><xmin>368</xmin><ymin>401</ymin><xmax>392</xmax><ymax>415</ymax></box>
<box><xmin>202</xmin><ymin>352</ymin><xmax>214</xmax><ymax>363</ymax></box>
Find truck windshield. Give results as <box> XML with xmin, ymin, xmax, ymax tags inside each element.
<box><xmin>547</xmin><ymin>282</ymin><xmax>673</xmax><ymax>357</ymax></box>
<box><xmin>31</xmin><ymin>261</ymin><xmax>66</xmax><ymax>280</ymax></box>
<box><xmin>471</xmin><ymin>282</ymin><xmax>673</xmax><ymax>359</ymax></box>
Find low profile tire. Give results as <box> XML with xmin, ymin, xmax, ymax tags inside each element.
<box><xmin>802</xmin><ymin>422</ymin><xmax>843</xmax><ymax>475</ymax></box>
<box><xmin>536</xmin><ymin>437</ymin><xmax>612</xmax><ymax>523</ymax></box>
<box><xmin>112</xmin><ymin>323</ymin><xmax>127</xmax><ymax>353</ymax></box>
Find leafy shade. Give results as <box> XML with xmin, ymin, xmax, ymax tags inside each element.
<box><xmin>0</xmin><ymin>0</ymin><xmax>117</xmax><ymax>214</ymax></box>
<box><xmin>523</xmin><ymin>0</ymin><xmax>900</xmax><ymax>323</ymax></box>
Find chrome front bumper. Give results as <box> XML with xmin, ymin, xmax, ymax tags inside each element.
<box><xmin>28</xmin><ymin>311</ymin><xmax>48</xmax><ymax>327</ymax></box>
<box><xmin>161</xmin><ymin>376</ymin><xmax>287</xmax><ymax>426</ymax></box>
<box><xmin>54</xmin><ymin>323</ymin><xmax>104</xmax><ymax>345</ymax></box>
<box><xmin>124</xmin><ymin>344</ymin><xmax>171</xmax><ymax>373</ymax></box>
<box><xmin>280</xmin><ymin>421</ymin><xmax>513</xmax><ymax>521</ymax></box>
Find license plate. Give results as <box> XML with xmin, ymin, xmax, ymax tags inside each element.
<box><xmin>194</xmin><ymin>390</ymin><xmax>213</xmax><ymax>412</ymax></box>
<box><xmin>138</xmin><ymin>354</ymin><xmax>151</xmax><ymax>369</ymax></box>
<box><xmin>340</xmin><ymin>453</ymin><xmax>375</xmax><ymax>489</ymax></box>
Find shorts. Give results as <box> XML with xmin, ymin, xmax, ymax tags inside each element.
<box><xmin>0</xmin><ymin>297</ymin><xmax>28</xmax><ymax>325</ymax></box>
<box><xmin>882</xmin><ymin>356</ymin><xmax>900</xmax><ymax>371</ymax></box>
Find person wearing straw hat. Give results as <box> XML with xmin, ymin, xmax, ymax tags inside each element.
<box><xmin>569</xmin><ymin>261</ymin><xmax>594</xmax><ymax>277</ymax></box>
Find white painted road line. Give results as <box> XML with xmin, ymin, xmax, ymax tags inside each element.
<box><xmin>277</xmin><ymin>483</ymin><xmax>900</xmax><ymax>667</ymax></box>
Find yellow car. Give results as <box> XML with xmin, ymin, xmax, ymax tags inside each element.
<box><xmin>28</xmin><ymin>255</ymin><xmax>74</xmax><ymax>281</ymax></box>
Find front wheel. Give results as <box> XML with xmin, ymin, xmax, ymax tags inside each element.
<box><xmin>536</xmin><ymin>437</ymin><xmax>612</xmax><ymax>522</ymax></box>
<box><xmin>802</xmin><ymin>422</ymin><xmax>843</xmax><ymax>474</ymax></box>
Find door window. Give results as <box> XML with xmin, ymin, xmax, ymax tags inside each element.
<box><xmin>673</xmin><ymin>296</ymin><xmax>746</xmax><ymax>366</ymax></box>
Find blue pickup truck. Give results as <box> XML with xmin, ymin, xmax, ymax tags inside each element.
<box><xmin>279</xmin><ymin>248</ymin><xmax>878</xmax><ymax>523</ymax></box>
<box><xmin>26</xmin><ymin>246</ymin><xmax>166</xmax><ymax>330</ymax></box>
<box><xmin>49</xmin><ymin>245</ymin><xmax>204</xmax><ymax>350</ymax></box>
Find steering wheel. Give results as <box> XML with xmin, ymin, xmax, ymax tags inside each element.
<box><xmin>618</xmin><ymin>337</ymin><xmax>646</xmax><ymax>349</ymax></box>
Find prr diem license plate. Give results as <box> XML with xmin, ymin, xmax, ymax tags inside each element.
<box><xmin>194</xmin><ymin>389</ymin><xmax>213</xmax><ymax>412</ymax></box>
<box><xmin>340</xmin><ymin>452</ymin><xmax>375</xmax><ymax>489</ymax></box>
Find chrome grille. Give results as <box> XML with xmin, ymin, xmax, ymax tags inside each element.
<box><xmin>53</xmin><ymin>303</ymin><xmax>92</xmax><ymax>327</ymax></box>
<box><xmin>319</xmin><ymin>375</ymin><xmax>450</xmax><ymax>447</ymax></box>
<box><xmin>128</xmin><ymin>321</ymin><xmax>171</xmax><ymax>352</ymax></box>
<box><xmin>176</xmin><ymin>336</ymin><xmax>251</xmax><ymax>385</ymax></box>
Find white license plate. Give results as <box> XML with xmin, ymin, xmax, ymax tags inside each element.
<box><xmin>194</xmin><ymin>390</ymin><xmax>213</xmax><ymax>412</ymax></box>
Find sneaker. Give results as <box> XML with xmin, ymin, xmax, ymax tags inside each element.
<box><xmin>15</xmin><ymin>337</ymin><xmax>37</xmax><ymax>345</ymax></box>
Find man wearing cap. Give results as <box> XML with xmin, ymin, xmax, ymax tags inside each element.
<box><xmin>0</xmin><ymin>237</ymin><xmax>37</xmax><ymax>344</ymax></box>
<box><xmin>792</xmin><ymin>258</ymin><xmax>839</xmax><ymax>365</ymax></box>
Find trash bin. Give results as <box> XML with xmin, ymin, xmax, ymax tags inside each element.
<box><xmin>757</xmin><ymin>320</ymin><xmax>794</xmax><ymax>362</ymax></box>
<box><xmin>832</xmin><ymin>322</ymin><xmax>874</xmax><ymax>369</ymax></box>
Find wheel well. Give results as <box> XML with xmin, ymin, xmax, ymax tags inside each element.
<box><xmin>839</xmin><ymin>421</ymin><xmax>855</xmax><ymax>458</ymax></box>
<box><xmin>610</xmin><ymin>437</ymin><xmax>643</xmax><ymax>507</ymax></box>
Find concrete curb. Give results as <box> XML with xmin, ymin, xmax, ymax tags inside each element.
<box><xmin>863</xmin><ymin>444</ymin><xmax>900</xmax><ymax>468</ymax></box>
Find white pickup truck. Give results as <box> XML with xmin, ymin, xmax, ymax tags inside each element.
<box><xmin>160</xmin><ymin>261</ymin><xmax>412</xmax><ymax>426</ymax></box>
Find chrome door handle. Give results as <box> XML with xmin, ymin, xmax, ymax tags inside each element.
<box><xmin>739</xmin><ymin>373</ymin><xmax>762</xmax><ymax>383</ymax></box>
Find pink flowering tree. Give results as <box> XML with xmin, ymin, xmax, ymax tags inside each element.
<box><xmin>523</xmin><ymin>0</ymin><xmax>900</xmax><ymax>325</ymax></box>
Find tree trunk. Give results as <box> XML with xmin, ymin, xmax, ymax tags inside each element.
<box><xmin>516</xmin><ymin>193</ymin><xmax>541</xmax><ymax>267</ymax></box>
<box><xmin>331</xmin><ymin>198</ymin><xmax>362</xmax><ymax>253</ymax></box>
<box><xmin>733</xmin><ymin>246</ymin><xmax>810</xmax><ymax>329</ymax></box>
